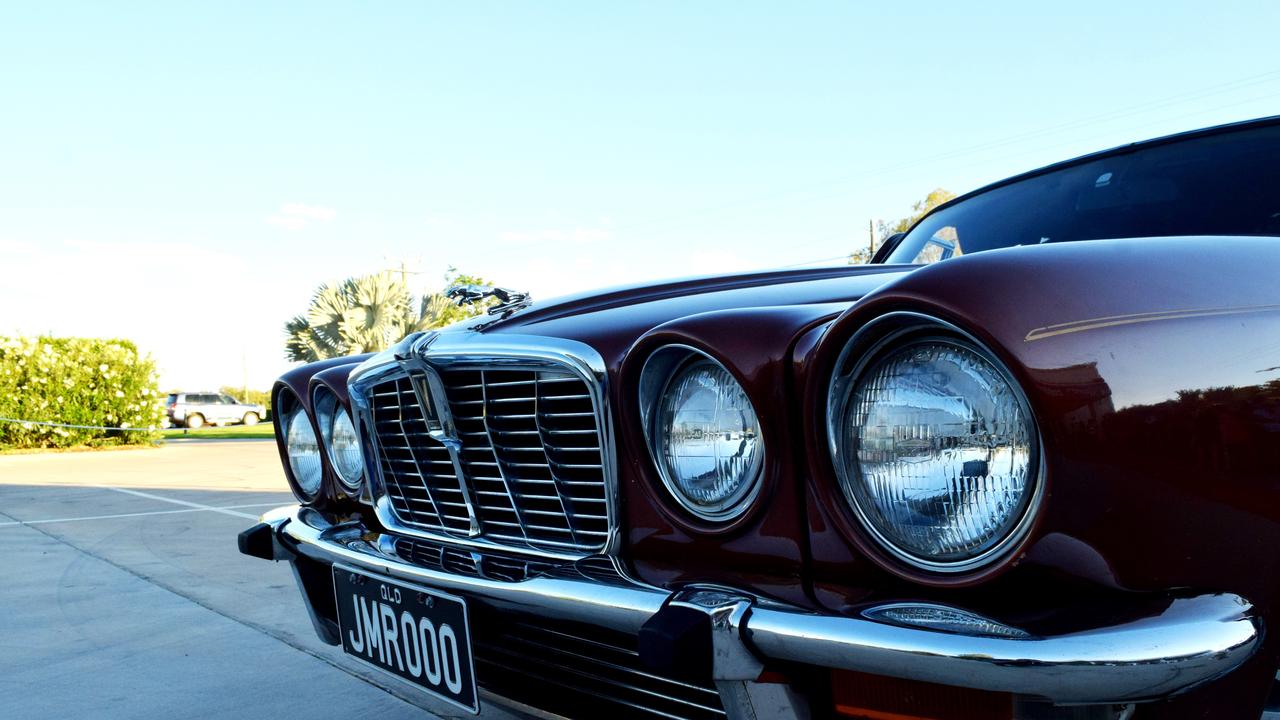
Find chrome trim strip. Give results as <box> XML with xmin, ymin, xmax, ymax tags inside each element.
<box><xmin>747</xmin><ymin>594</ymin><xmax>1260</xmax><ymax>703</ymax></box>
<box><xmin>267</xmin><ymin>505</ymin><xmax>661</xmax><ymax>633</ymax></box>
<box><xmin>347</xmin><ymin>332</ymin><xmax>618</xmax><ymax>561</ymax></box>
<box><xmin>265</xmin><ymin>505</ymin><xmax>1263</xmax><ymax>706</ymax></box>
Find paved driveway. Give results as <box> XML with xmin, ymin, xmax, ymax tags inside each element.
<box><xmin>0</xmin><ymin>440</ymin><xmax>520</xmax><ymax>720</ymax></box>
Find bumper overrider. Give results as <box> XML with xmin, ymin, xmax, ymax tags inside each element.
<box><xmin>241</xmin><ymin>505</ymin><xmax>1261</xmax><ymax>718</ymax></box>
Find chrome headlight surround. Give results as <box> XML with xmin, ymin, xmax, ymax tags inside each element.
<box><xmin>276</xmin><ymin>388</ymin><xmax>323</xmax><ymax>503</ymax></box>
<box><xmin>826</xmin><ymin>312</ymin><xmax>1043</xmax><ymax>574</ymax></box>
<box><xmin>313</xmin><ymin>387</ymin><xmax>364</xmax><ymax>493</ymax></box>
<box><xmin>639</xmin><ymin>345</ymin><xmax>765</xmax><ymax>523</ymax></box>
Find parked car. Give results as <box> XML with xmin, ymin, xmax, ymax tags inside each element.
<box><xmin>167</xmin><ymin>392</ymin><xmax>265</xmax><ymax>429</ymax></box>
<box><xmin>239</xmin><ymin>117</ymin><xmax>1280</xmax><ymax>719</ymax></box>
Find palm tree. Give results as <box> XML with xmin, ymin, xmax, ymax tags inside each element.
<box><xmin>285</xmin><ymin>271</ymin><xmax>497</xmax><ymax>362</ymax></box>
<box><xmin>284</xmin><ymin>272</ymin><xmax>404</xmax><ymax>362</ymax></box>
<box><xmin>401</xmin><ymin>292</ymin><xmax>458</xmax><ymax>336</ymax></box>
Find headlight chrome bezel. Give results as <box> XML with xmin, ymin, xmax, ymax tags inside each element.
<box><xmin>826</xmin><ymin>311</ymin><xmax>1044</xmax><ymax>575</ymax></box>
<box><xmin>639</xmin><ymin>345</ymin><xmax>766</xmax><ymax>524</ymax></box>
<box><xmin>313</xmin><ymin>387</ymin><xmax>364</xmax><ymax>494</ymax></box>
<box><xmin>277</xmin><ymin>388</ymin><xmax>324</xmax><ymax>503</ymax></box>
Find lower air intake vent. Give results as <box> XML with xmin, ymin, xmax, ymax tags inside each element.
<box><xmin>472</xmin><ymin>612</ymin><xmax>727</xmax><ymax>720</ymax></box>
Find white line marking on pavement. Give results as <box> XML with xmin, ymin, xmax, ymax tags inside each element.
<box><xmin>0</xmin><ymin>502</ymin><xmax>283</xmax><ymax>527</ymax></box>
<box><xmin>103</xmin><ymin>486</ymin><xmax>266</xmax><ymax>519</ymax></box>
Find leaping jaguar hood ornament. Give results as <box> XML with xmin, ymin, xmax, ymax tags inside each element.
<box><xmin>444</xmin><ymin>284</ymin><xmax>532</xmax><ymax>317</ymax></box>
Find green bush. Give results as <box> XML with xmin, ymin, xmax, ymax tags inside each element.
<box><xmin>219</xmin><ymin>386</ymin><xmax>272</xmax><ymax>420</ymax></box>
<box><xmin>0</xmin><ymin>336</ymin><xmax>165</xmax><ymax>449</ymax></box>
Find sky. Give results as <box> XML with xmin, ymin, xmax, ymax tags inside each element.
<box><xmin>3</xmin><ymin>2</ymin><xmax>1280</xmax><ymax>391</ymax></box>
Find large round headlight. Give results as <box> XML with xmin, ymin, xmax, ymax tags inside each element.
<box><xmin>314</xmin><ymin>388</ymin><xmax>364</xmax><ymax>493</ymax></box>
<box><xmin>327</xmin><ymin>407</ymin><xmax>363</xmax><ymax>490</ymax></box>
<box><xmin>642</xmin><ymin>347</ymin><xmax>764</xmax><ymax>522</ymax></box>
<box><xmin>285</xmin><ymin>408</ymin><xmax>323</xmax><ymax>500</ymax></box>
<box><xmin>829</xmin><ymin>316</ymin><xmax>1040</xmax><ymax>572</ymax></box>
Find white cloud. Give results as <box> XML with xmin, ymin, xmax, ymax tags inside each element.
<box><xmin>267</xmin><ymin>202</ymin><xmax>337</xmax><ymax>231</ymax></box>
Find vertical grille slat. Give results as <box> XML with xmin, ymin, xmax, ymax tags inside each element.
<box><xmin>529</xmin><ymin>373</ymin><xmax>582</xmax><ymax>549</ymax></box>
<box><xmin>474</xmin><ymin>369</ymin><xmax>531</xmax><ymax>545</ymax></box>
<box><xmin>366</xmin><ymin>364</ymin><xmax>610</xmax><ymax>556</ymax></box>
<box><xmin>372</xmin><ymin>376</ymin><xmax>467</xmax><ymax>535</ymax></box>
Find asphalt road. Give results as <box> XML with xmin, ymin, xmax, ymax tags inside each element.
<box><xmin>0</xmin><ymin>440</ymin><xmax>521</xmax><ymax>720</ymax></box>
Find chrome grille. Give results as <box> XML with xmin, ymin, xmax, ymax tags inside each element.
<box><xmin>370</xmin><ymin>375</ymin><xmax>473</xmax><ymax>535</ymax></box>
<box><xmin>368</xmin><ymin>365</ymin><xmax>610</xmax><ymax>556</ymax></box>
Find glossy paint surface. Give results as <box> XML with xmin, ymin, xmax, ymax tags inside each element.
<box><xmin>282</xmin><ymin>235</ymin><xmax>1280</xmax><ymax>716</ymax></box>
<box><xmin>800</xmin><ymin>236</ymin><xmax>1280</xmax><ymax>717</ymax></box>
<box><xmin>487</xmin><ymin>267</ymin><xmax>909</xmax><ymax>606</ymax></box>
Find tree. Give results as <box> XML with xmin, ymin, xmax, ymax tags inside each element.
<box><xmin>221</xmin><ymin>386</ymin><xmax>272</xmax><ymax>416</ymax></box>
<box><xmin>849</xmin><ymin>188</ymin><xmax>956</xmax><ymax>264</ymax></box>
<box><xmin>880</xmin><ymin>188</ymin><xmax>956</xmax><ymax>237</ymax></box>
<box><xmin>284</xmin><ymin>270</ymin><xmax>494</xmax><ymax>362</ymax></box>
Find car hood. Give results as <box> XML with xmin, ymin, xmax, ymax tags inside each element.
<box><xmin>454</xmin><ymin>264</ymin><xmax>915</xmax><ymax>358</ymax></box>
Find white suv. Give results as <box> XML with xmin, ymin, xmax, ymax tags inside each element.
<box><xmin>166</xmin><ymin>392</ymin><xmax>266</xmax><ymax>429</ymax></box>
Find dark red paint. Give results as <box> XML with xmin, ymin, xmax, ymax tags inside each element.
<box><xmin>272</xmin><ymin>353</ymin><xmax>371</xmax><ymax>509</ymax></box>
<box><xmin>798</xmin><ymin>236</ymin><xmax>1280</xmax><ymax>718</ymax></box>
<box><xmin>287</xmin><ymin>234</ymin><xmax>1280</xmax><ymax>717</ymax></box>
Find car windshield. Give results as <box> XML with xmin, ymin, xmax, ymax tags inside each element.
<box><xmin>886</xmin><ymin>122</ymin><xmax>1280</xmax><ymax>265</ymax></box>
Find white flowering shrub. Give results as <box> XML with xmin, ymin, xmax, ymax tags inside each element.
<box><xmin>0</xmin><ymin>337</ymin><xmax>165</xmax><ymax>449</ymax></box>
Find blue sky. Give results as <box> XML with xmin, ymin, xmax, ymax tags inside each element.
<box><xmin>3</xmin><ymin>2</ymin><xmax>1280</xmax><ymax>389</ymax></box>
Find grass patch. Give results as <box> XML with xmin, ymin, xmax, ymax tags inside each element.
<box><xmin>163</xmin><ymin>423</ymin><xmax>275</xmax><ymax>440</ymax></box>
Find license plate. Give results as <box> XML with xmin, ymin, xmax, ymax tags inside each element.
<box><xmin>332</xmin><ymin>564</ymin><xmax>478</xmax><ymax>713</ymax></box>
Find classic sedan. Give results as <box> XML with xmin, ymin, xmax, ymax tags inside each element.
<box><xmin>240</xmin><ymin>116</ymin><xmax>1280</xmax><ymax>720</ymax></box>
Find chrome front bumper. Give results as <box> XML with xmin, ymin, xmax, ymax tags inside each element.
<box><xmin>249</xmin><ymin>505</ymin><xmax>1262</xmax><ymax>711</ymax></box>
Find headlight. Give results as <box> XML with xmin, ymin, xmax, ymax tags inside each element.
<box><xmin>314</xmin><ymin>388</ymin><xmax>364</xmax><ymax>492</ymax></box>
<box><xmin>641</xmin><ymin>346</ymin><xmax>764</xmax><ymax>522</ymax></box>
<box><xmin>829</xmin><ymin>314</ymin><xmax>1040</xmax><ymax>572</ymax></box>
<box><xmin>327</xmin><ymin>408</ymin><xmax>363</xmax><ymax>490</ymax></box>
<box><xmin>285</xmin><ymin>407</ymin><xmax>323</xmax><ymax>500</ymax></box>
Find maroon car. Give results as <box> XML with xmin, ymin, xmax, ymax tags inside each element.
<box><xmin>240</xmin><ymin>117</ymin><xmax>1280</xmax><ymax>720</ymax></box>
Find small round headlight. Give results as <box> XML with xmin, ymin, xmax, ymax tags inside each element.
<box><xmin>286</xmin><ymin>408</ymin><xmax>323</xmax><ymax>499</ymax></box>
<box><xmin>830</xmin><ymin>316</ymin><xmax>1040</xmax><ymax>572</ymax></box>
<box><xmin>643</xmin><ymin>349</ymin><xmax>764</xmax><ymax>522</ymax></box>
<box><xmin>327</xmin><ymin>407</ymin><xmax>363</xmax><ymax>491</ymax></box>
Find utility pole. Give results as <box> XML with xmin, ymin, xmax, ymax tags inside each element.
<box><xmin>868</xmin><ymin>219</ymin><xmax>876</xmax><ymax>260</ymax></box>
<box><xmin>381</xmin><ymin>256</ymin><xmax>425</xmax><ymax>286</ymax></box>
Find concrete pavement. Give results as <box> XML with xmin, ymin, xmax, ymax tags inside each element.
<box><xmin>0</xmin><ymin>441</ymin><xmax>521</xmax><ymax>720</ymax></box>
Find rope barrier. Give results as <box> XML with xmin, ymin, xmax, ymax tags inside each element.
<box><xmin>0</xmin><ymin>416</ymin><xmax>160</xmax><ymax>432</ymax></box>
